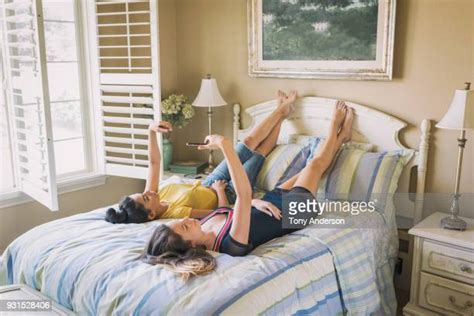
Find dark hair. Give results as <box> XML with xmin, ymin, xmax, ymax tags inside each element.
<box><xmin>141</xmin><ymin>225</ymin><xmax>216</xmax><ymax>281</ymax></box>
<box><xmin>105</xmin><ymin>196</ymin><xmax>150</xmax><ymax>224</ymax></box>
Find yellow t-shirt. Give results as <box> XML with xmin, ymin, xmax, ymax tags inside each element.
<box><xmin>158</xmin><ymin>181</ymin><xmax>217</xmax><ymax>219</ymax></box>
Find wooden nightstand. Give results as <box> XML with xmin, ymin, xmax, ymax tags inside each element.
<box><xmin>403</xmin><ymin>212</ymin><xmax>474</xmax><ymax>315</ymax></box>
<box><xmin>0</xmin><ymin>284</ymin><xmax>73</xmax><ymax>315</ymax></box>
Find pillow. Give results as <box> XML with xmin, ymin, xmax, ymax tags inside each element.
<box><xmin>319</xmin><ymin>148</ymin><xmax>414</xmax><ymax>216</ymax></box>
<box><xmin>256</xmin><ymin>143</ymin><xmax>303</xmax><ymax>191</ymax></box>
<box><xmin>273</xmin><ymin>137</ymin><xmax>375</xmax><ymax>190</ymax></box>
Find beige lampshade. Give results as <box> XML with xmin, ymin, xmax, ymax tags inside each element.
<box><xmin>192</xmin><ymin>76</ymin><xmax>227</xmax><ymax>108</ymax></box>
<box><xmin>436</xmin><ymin>89</ymin><xmax>474</xmax><ymax>130</ymax></box>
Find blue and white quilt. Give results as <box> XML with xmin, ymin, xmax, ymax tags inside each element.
<box><xmin>0</xmin><ymin>206</ymin><xmax>397</xmax><ymax>315</ymax></box>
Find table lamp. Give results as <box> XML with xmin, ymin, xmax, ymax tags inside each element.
<box><xmin>192</xmin><ymin>74</ymin><xmax>227</xmax><ymax>174</ymax></box>
<box><xmin>436</xmin><ymin>82</ymin><xmax>474</xmax><ymax>231</ymax></box>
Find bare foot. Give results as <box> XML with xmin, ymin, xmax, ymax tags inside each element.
<box><xmin>277</xmin><ymin>90</ymin><xmax>297</xmax><ymax>118</ymax></box>
<box><xmin>332</xmin><ymin>101</ymin><xmax>347</xmax><ymax>130</ymax></box>
<box><xmin>340</xmin><ymin>107</ymin><xmax>354</xmax><ymax>143</ymax></box>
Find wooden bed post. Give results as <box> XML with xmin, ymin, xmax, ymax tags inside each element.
<box><xmin>414</xmin><ymin>119</ymin><xmax>432</xmax><ymax>224</ymax></box>
<box><xmin>233</xmin><ymin>104</ymin><xmax>241</xmax><ymax>146</ymax></box>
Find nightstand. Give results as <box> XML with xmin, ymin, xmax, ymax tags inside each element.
<box><xmin>0</xmin><ymin>284</ymin><xmax>73</xmax><ymax>315</ymax></box>
<box><xmin>403</xmin><ymin>212</ymin><xmax>474</xmax><ymax>315</ymax></box>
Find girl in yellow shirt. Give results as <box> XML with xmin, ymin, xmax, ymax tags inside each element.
<box><xmin>105</xmin><ymin>90</ymin><xmax>297</xmax><ymax>224</ymax></box>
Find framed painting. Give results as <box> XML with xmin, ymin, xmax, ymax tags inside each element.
<box><xmin>248</xmin><ymin>0</ymin><xmax>396</xmax><ymax>80</ymax></box>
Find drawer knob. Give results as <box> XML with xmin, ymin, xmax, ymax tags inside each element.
<box><xmin>460</xmin><ymin>265</ymin><xmax>473</xmax><ymax>274</ymax></box>
<box><xmin>449</xmin><ymin>295</ymin><xmax>473</xmax><ymax>311</ymax></box>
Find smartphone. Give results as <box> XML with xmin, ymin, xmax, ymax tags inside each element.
<box><xmin>186</xmin><ymin>142</ymin><xmax>208</xmax><ymax>147</ymax></box>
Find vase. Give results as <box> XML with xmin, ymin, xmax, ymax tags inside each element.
<box><xmin>162</xmin><ymin>138</ymin><xmax>173</xmax><ymax>170</ymax></box>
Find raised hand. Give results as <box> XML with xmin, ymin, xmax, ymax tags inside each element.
<box><xmin>197</xmin><ymin>134</ymin><xmax>228</xmax><ymax>150</ymax></box>
<box><xmin>149</xmin><ymin>121</ymin><xmax>173</xmax><ymax>133</ymax></box>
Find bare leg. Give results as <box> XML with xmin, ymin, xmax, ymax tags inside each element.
<box><xmin>243</xmin><ymin>90</ymin><xmax>296</xmax><ymax>151</ymax></box>
<box><xmin>291</xmin><ymin>103</ymin><xmax>353</xmax><ymax>196</ymax></box>
<box><xmin>254</xmin><ymin>115</ymin><xmax>283</xmax><ymax>156</ymax></box>
<box><xmin>338</xmin><ymin>106</ymin><xmax>354</xmax><ymax>144</ymax></box>
<box><xmin>279</xmin><ymin>106</ymin><xmax>353</xmax><ymax>190</ymax></box>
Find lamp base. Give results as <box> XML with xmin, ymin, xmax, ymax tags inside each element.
<box><xmin>440</xmin><ymin>215</ymin><xmax>467</xmax><ymax>231</ymax></box>
<box><xmin>203</xmin><ymin>165</ymin><xmax>214</xmax><ymax>175</ymax></box>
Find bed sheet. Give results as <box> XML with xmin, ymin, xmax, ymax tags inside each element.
<box><xmin>0</xmin><ymin>177</ymin><xmax>397</xmax><ymax>315</ymax></box>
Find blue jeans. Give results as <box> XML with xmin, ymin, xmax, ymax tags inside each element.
<box><xmin>203</xmin><ymin>142</ymin><xmax>265</xmax><ymax>204</ymax></box>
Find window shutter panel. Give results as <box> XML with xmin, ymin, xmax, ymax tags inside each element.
<box><xmin>1</xmin><ymin>0</ymin><xmax>58</xmax><ymax>210</ymax></box>
<box><xmin>93</xmin><ymin>0</ymin><xmax>161</xmax><ymax>179</ymax></box>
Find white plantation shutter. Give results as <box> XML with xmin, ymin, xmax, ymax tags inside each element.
<box><xmin>1</xmin><ymin>0</ymin><xmax>58</xmax><ymax>210</ymax></box>
<box><xmin>93</xmin><ymin>0</ymin><xmax>161</xmax><ymax>179</ymax></box>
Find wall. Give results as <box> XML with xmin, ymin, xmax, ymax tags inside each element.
<box><xmin>172</xmin><ymin>0</ymin><xmax>474</xmax><ymax>218</ymax></box>
<box><xmin>159</xmin><ymin>0</ymin><xmax>178</xmax><ymax>96</ymax></box>
<box><xmin>0</xmin><ymin>0</ymin><xmax>178</xmax><ymax>252</ymax></box>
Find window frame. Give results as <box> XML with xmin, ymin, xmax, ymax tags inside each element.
<box><xmin>0</xmin><ymin>0</ymin><xmax>106</xmax><ymax>209</ymax></box>
<box><xmin>0</xmin><ymin>50</ymin><xmax>17</xmax><ymax>194</ymax></box>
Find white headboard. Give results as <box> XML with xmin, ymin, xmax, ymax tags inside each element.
<box><xmin>232</xmin><ymin>97</ymin><xmax>432</xmax><ymax>225</ymax></box>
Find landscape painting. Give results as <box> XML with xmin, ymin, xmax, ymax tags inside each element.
<box><xmin>248</xmin><ymin>0</ymin><xmax>396</xmax><ymax>80</ymax></box>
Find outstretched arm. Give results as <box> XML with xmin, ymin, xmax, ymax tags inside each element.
<box><xmin>199</xmin><ymin>136</ymin><xmax>252</xmax><ymax>245</ymax></box>
<box><xmin>144</xmin><ymin>121</ymin><xmax>172</xmax><ymax>193</ymax></box>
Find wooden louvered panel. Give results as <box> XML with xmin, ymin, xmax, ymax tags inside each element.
<box><xmin>1</xmin><ymin>0</ymin><xmax>58</xmax><ymax>210</ymax></box>
<box><xmin>104</xmin><ymin>136</ymin><xmax>148</xmax><ymax>146</ymax></box>
<box><xmin>96</xmin><ymin>0</ymin><xmax>152</xmax><ymax>74</ymax></box>
<box><xmin>100</xmin><ymin>74</ymin><xmax>156</xmax><ymax>177</ymax></box>
<box><xmin>91</xmin><ymin>0</ymin><xmax>161</xmax><ymax>179</ymax></box>
<box><xmin>102</xmin><ymin>105</ymin><xmax>153</xmax><ymax>115</ymax></box>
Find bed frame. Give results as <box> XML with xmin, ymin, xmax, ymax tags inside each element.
<box><xmin>231</xmin><ymin>97</ymin><xmax>431</xmax><ymax>225</ymax></box>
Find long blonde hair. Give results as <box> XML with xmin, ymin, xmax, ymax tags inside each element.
<box><xmin>141</xmin><ymin>225</ymin><xmax>216</xmax><ymax>281</ymax></box>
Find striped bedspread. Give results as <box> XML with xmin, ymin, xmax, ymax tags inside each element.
<box><xmin>0</xmin><ymin>208</ymin><xmax>397</xmax><ymax>315</ymax></box>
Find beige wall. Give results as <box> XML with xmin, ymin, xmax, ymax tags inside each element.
<box><xmin>159</xmin><ymin>0</ymin><xmax>178</xmax><ymax>96</ymax></box>
<box><xmin>170</xmin><ymin>0</ymin><xmax>473</xmax><ymax>217</ymax></box>
<box><xmin>0</xmin><ymin>0</ymin><xmax>178</xmax><ymax>252</ymax></box>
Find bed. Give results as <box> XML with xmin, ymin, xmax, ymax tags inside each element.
<box><xmin>0</xmin><ymin>97</ymin><xmax>431</xmax><ymax>315</ymax></box>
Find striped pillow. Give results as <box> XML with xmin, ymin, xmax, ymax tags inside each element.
<box><xmin>256</xmin><ymin>143</ymin><xmax>303</xmax><ymax>191</ymax></box>
<box><xmin>274</xmin><ymin>137</ymin><xmax>374</xmax><ymax>188</ymax></box>
<box><xmin>320</xmin><ymin>148</ymin><xmax>414</xmax><ymax>212</ymax></box>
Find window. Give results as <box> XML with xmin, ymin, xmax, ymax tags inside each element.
<box><xmin>0</xmin><ymin>0</ymin><xmax>94</xmax><ymax>208</ymax></box>
<box><xmin>0</xmin><ymin>0</ymin><xmax>161</xmax><ymax>210</ymax></box>
<box><xmin>43</xmin><ymin>0</ymin><xmax>89</xmax><ymax>177</ymax></box>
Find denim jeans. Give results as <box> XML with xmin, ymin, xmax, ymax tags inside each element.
<box><xmin>202</xmin><ymin>142</ymin><xmax>265</xmax><ymax>204</ymax></box>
